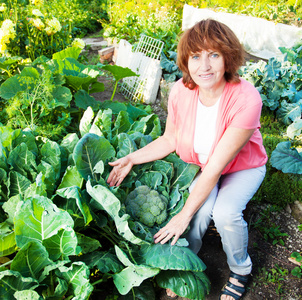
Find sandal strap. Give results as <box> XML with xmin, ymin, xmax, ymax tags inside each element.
<box><xmin>220</xmin><ymin>288</ymin><xmax>241</xmax><ymax>300</ymax></box>
<box><xmin>226</xmin><ymin>281</ymin><xmax>246</xmax><ymax>294</ymax></box>
<box><xmin>230</xmin><ymin>271</ymin><xmax>249</xmax><ymax>285</ymax></box>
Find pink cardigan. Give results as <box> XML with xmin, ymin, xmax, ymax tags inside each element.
<box><xmin>168</xmin><ymin>78</ymin><xmax>268</xmax><ymax>174</ymax></box>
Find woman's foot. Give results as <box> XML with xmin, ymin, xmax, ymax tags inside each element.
<box><xmin>220</xmin><ymin>271</ymin><xmax>249</xmax><ymax>300</ymax></box>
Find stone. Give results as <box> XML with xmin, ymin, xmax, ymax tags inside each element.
<box><xmin>82</xmin><ymin>38</ymin><xmax>108</xmax><ymax>50</ymax></box>
<box><xmin>98</xmin><ymin>46</ymin><xmax>115</xmax><ymax>63</ymax></box>
<box><xmin>290</xmin><ymin>201</ymin><xmax>302</xmax><ymax>223</ymax></box>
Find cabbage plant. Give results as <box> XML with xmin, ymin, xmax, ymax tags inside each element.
<box><xmin>0</xmin><ymin>102</ymin><xmax>210</xmax><ymax>299</ymax></box>
<box><xmin>239</xmin><ymin>49</ymin><xmax>302</xmax><ymax>175</ymax></box>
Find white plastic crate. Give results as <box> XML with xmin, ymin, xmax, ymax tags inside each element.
<box><xmin>118</xmin><ymin>35</ymin><xmax>164</xmax><ymax>104</ymax></box>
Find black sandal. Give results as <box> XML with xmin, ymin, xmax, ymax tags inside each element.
<box><xmin>219</xmin><ymin>271</ymin><xmax>249</xmax><ymax>300</ymax></box>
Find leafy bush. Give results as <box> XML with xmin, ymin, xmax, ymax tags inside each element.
<box><xmin>102</xmin><ymin>1</ymin><xmax>181</xmax><ymax>56</ymax></box>
<box><xmin>0</xmin><ymin>102</ymin><xmax>211</xmax><ymax>299</ymax></box>
<box><xmin>252</xmin><ymin>109</ymin><xmax>302</xmax><ymax>207</ymax></box>
<box><xmin>0</xmin><ymin>0</ymin><xmax>107</xmax><ymax>60</ymax></box>
<box><xmin>239</xmin><ymin>48</ymin><xmax>302</xmax><ymax>178</ymax></box>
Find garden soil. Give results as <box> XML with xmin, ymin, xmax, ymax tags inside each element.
<box><xmin>91</xmin><ymin>59</ymin><xmax>302</xmax><ymax>300</ymax></box>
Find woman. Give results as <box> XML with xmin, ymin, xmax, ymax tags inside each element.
<box><xmin>107</xmin><ymin>19</ymin><xmax>267</xmax><ymax>300</ymax></box>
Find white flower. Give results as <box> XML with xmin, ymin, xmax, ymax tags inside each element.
<box><xmin>0</xmin><ymin>3</ymin><xmax>6</xmax><ymax>12</ymax></box>
<box><xmin>0</xmin><ymin>19</ymin><xmax>16</xmax><ymax>40</ymax></box>
<box><xmin>31</xmin><ymin>18</ymin><xmax>44</xmax><ymax>30</ymax></box>
<box><xmin>71</xmin><ymin>38</ymin><xmax>85</xmax><ymax>50</ymax></box>
<box><xmin>45</xmin><ymin>17</ymin><xmax>61</xmax><ymax>35</ymax></box>
<box><xmin>32</xmin><ymin>9</ymin><xmax>43</xmax><ymax>17</ymax></box>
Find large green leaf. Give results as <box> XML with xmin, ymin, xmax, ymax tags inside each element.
<box><xmin>57</xmin><ymin>166</ymin><xmax>83</xmax><ymax>189</ymax></box>
<box><xmin>101</xmin><ymin>64</ymin><xmax>138</xmax><ymax>82</ymax></box>
<box><xmin>13</xmin><ymin>130</ymin><xmax>38</xmax><ymax>156</ymax></box>
<box><xmin>139</xmin><ymin>171</ymin><xmax>163</xmax><ymax>190</ymax></box>
<box><xmin>129</xmin><ymin>114</ymin><xmax>161</xmax><ymax>140</ymax></box>
<box><xmin>40</xmin><ymin>140</ymin><xmax>61</xmax><ymax>181</ymax></box>
<box><xmin>54</xmin><ymin>57</ymin><xmax>99</xmax><ymax>92</ymax></box>
<box><xmin>43</xmin><ymin>227</ymin><xmax>78</xmax><ymax>261</ymax></box>
<box><xmin>50</xmin><ymin>86</ymin><xmax>72</xmax><ymax>109</ymax></box>
<box><xmin>56</xmin><ymin>186</ymin><xmax>92</xmax><ymax>225</ymax></box>
<box><xmin>79</xmin><ymin>106</ymin><xmax>94</xmax><ymax>137</ymax></box>
<box><xmin>86</xmin><ymin>181</ymin><xmax>144</xmax><ymax>245</ymax></box>
<box><xmin>138</xmin><ymin>243</ymin><xmax>206</xmax><ymax>272</ymax></box>
<box><xmin>76</xmin><ymin>233</ymin><xmax>101</xmax><ymax>255</ymax></box>
<box><xmin>8</xmin><ymin>171</ymin><xmax>31</xmax><ymax>197</ymax></box>
<box><xmin>52</xmin><ymin>46</ymin><xmax>82</xmax><ymax>60</ymax></box>
<box><xmin>117</xmin><ymin>133</ymin><xmax>137</xmax><ymax>158</ymax></box>
<box><xmin>98</xmin><ymin>100</ymin><xmax>127</xmax><ymax>115</ymax></box>
<box><xmin>0</xmin><ymin>270</ymin><xmax>39</xmax><ymax>298</ymax></box>
<box><xmin>14</xmin><ymin>290</ymin><xmax>42</xmax><ymax>300</ymax></box>
<box><xmin>81</xmin><ymin>250</ymin><xmax>123</xmax><ymax>273</ymax></box>
<box><xmin>0</xmin><ymin>222</ymin><xmax>16</xmax><ymax>256</ymax></box>
<box><xmin>2</xmin><ymin>194</ymin><xmax>23</xmax><ymax>224</ymax></box>
<box><xmin>74</xmin><ymin>89</ymin><xmax>101</xmax><ymax>110</ymax></box>
<box><xmin>113</xmin><ymin>246</ymin><xmax>160</xmax><ymax>295</ymax></box>
<box><xmin>152</xmin><ymin>160</ymin><xmax>174</xmax><ymax>183</ymax></box>
<box><xmin>55</xmin><ymin>262</ymin><xmax>93</xmax><ymax>300</ymax></box>
<box><xmin>113</xmin><ymin>111</ymin><xmax>132</xmax><ymax>136</ymax></box>
<box><xmin>0</xmin><ymin>67</ymin><xmax>39</xmax><ymax>99</ymax></box>
<box><xmin>287</xmin><ymin>118</ymin><xmax>302</xmax><ymax>139</ymax></box>
<box><xmin>165</xmin><ymin>153</ymin><xmax>200</xmax><ymax>190</ymax></box>
<box><xmin>276</xmin><ymin>100</ymin><xmax>301</xmax><ymax>125</ymax></box>
<box><xmin>122</xmin><ymin>280</ymin><xmax>156</xmax><ymax>300</ymax></box>
<box><xmin>0</xmin><ymin>142</ymin><xmax>8</xmax><ymax>171</ymax></box>
<box><xmin>60</xmin><ymin>133</ymin><xmax>79</xmax><ymax>155</ymax></box>
<box><xmin>11</xmin><ymin>241</ymin><xmax>52</xmax><ymax>280</ymax></box>
<box><xmin>73</xmin><ymin>133</ymin><xmax>115</xmax><ymax>181</ymax></box>
<box><xmin>36</xmin><ymin>161</ymin><xmax>56</xmax><ymax>196</ymax></box>
<box><xmin>14</xmin><ymin>196</ymin><xmax>74</xmax><ymax>248</ymax></box>
<box><xmin>0</xmin><ymin>127</ymin><xmax>21</xmax><ymax>150</ymax></box>
<box><xmin>7</xmin><ymin>143</ymin><xmax>37</xmax><ymax>179</ymax></box>
<box><xmin>156</xmin><ymin>270</ymin><xmax>210</xmax><ymax>299</ymax></box>
<box><xmin>271</xmin><ymin>141</ymin><xmax>302</xmax><ymax>174</ymax></box>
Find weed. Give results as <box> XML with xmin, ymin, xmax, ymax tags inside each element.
<box><xmin>252</xmin><ymin>205</ymin><xmax>289</xmax><ymax>246</ymax></box>
<box><xmin>258</xmin><ymin>265</ymin><xmax>289</xmax><ymax>295</ymax></box>
<box><xmin>290</xmin><ymin>252</ymin><xmax>302</xmax><ymax>278</ymax></box>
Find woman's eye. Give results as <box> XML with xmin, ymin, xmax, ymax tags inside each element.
<box><xmin>192</xmin><ymin>54</ymin><xmax>199</xmax><ymax>60</ymax></box>
<box><xmin>211</xmin><ymin>53</ymin><xmax>219</xmax><ymax>58</ymax></box>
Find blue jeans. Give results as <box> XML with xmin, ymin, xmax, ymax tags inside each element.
<box><xmin>185</xmin><ymin>165</ymin><xmax>266</xmax><ymax>275</ymax></box>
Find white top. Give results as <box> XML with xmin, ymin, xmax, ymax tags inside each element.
<box><xmin>193</xmin><ymin>97</ymin><xmax>220</xmax><ymax>164</ymax></box>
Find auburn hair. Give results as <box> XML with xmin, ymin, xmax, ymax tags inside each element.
<box><xmin>177</xmin><ymin>19</ymin><xmax>245</xmax><ymax>89</ymax></box>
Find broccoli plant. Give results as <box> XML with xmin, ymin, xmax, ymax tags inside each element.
<box><xmin>125</xmin><ymin>185</ymin><xmax>168</xmax><ymax>227</ymax></box>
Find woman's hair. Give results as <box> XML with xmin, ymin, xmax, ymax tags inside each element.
<box><xmin>177</xmin><ymin>19</ymin><xmax>245</xmax><ymax>89</ymax></box>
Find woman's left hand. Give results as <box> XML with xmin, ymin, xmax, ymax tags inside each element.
<box><xmin>153</xmin><ymin>211</ymin><xmax>192</xmax><ymax>245</ymax></box>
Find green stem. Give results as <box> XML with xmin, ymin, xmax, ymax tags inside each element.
<box><xmin>110</xmin><ymin>80</ymin><xmax>119</xmax><ymax>101</ymax></box>
<box><xmin>90</xmin><ymin>227</ymin><xmax>119</xmax><ymax>246</ymax></box>
<box><xmin>0</xmin><ymin>259</ymin><xmax>13</xmax><ymax>268</ymax></box>
<box><xmin>92</xmin><ymin>274</ymin><xmax>113</xmax><ymax>286</ymax></box>
<box><xmin>18</xmin><ymin>107</ymin><xmax>30</xmax><ymax>127</ymax></box>
<box><xmin>0</xmin><ymin>189</ymin><xmax>7</xmax><ymax>201</ymax></box>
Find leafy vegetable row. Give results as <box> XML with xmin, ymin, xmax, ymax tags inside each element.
<box><xmin>239</xmin><ymin>46</ymin><xmax>302</xmax><ymax>175</ymax></box>
<box><xmin>0</xmin><ymin>98</ymin><xmax>210</xmax><ymax>299</ymax></box>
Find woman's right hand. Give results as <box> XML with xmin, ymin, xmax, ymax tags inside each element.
<box><xmin>107</xmin><ymin>156</ymin><xmax>133</xmax><ymax>187</ymax></box>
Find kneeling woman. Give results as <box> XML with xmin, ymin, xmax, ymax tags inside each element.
<box><xmin>108</xmin><ymin>19</ymin><xmax>267</xmax><ymax>300</ymax></box>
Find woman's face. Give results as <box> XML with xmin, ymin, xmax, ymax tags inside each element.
<box><xmin>188</xmin><ymin>49</ymin><xmax>226</xmax><ymax>95</ymax></box>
